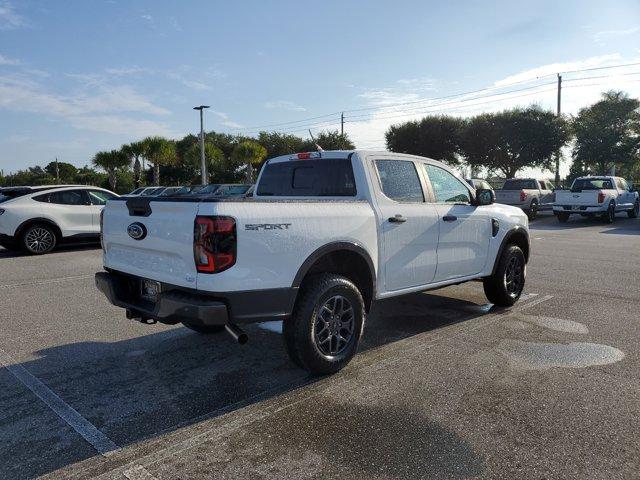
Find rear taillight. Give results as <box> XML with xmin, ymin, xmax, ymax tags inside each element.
<box><xmin>519</xmin><ymin>190</ymin><xmax>526</xmax><ymax>202</ymax></box>
<box><xmin>194</xmin><ymin>216</ymin><xmax>236</xmax><ymax>273</ymax></box>
<box><xmin>597</xmin><ymin>192</ymin><xmax>605</xmax><ymax>203</ymax></box>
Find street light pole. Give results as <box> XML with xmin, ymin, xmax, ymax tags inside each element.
<box><xmin>193</xmin><ymin>105</ymin><xmax>210</xmax><ymax>185</ymax></box>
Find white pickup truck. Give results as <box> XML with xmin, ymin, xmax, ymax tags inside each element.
<box><xmin>495</xmin><ymin>178</ymin><xmax>555</xmax><ymax>220</ymax></box>
<box><xmin>96</xmin><ymin>150</ymin><xmax>530</xmax><ymax>374</ymax></box>
<box><xmin>553</xmin><ymin>176</ymin><xmax>639</xmax><ymax>223</ymax></box>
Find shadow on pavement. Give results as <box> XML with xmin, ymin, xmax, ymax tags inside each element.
<box><xmin>0</xmin><ymin>292</ymin><xmax>494</xmax><ymax>479</ymax></box>
<box><xmin>530</xmin><ymin>214</ymin><xmax>639</xmax><ymax>232</ymax></box>
<box><xmin>0</xmin><ymin>242</ymin><xmax>101</xmax><ymax>259</ymax></box>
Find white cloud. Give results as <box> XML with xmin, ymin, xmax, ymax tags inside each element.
<box><xmin>0</xmin><ymin>53</ymin><xmax>20</xmax><ymax>65</ymax></box>
<box><xmin>593</xmin><ymin>27</ymin><xmax>640</xmax><ymax>44</ymax></box>
<box><xmin>0</xmin><ymin>1</ymin><xmax>27</xmax><ymax>30</ymax></box>
<box><xmin>493</xmin><ymin>54</ymin><xmax>623</xmax><ymax>87</ymax></box>
<box><xmin>211</xmin><ymin>110</ymin><xmax>244</xmax><ymax>129</ymax></box>
<box><xmin>69</xmin><ymin>115</ymin><xmax>175</xmax><ymax>137</ymax></box>
<box><xmin>264</xmin><ymin>100</ymin><xmax>306</xmax><ymax>112</ymax></box>
<box><xmin>343</xmin><ymin>55</ymin><xmax>640</xmax><ymax>152</ymax></box>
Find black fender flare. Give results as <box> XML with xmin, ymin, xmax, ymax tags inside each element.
<box><xmin>292</xmin><ymin>241</ymin><xmax>377</xmax><ymax>297</ymax></box>
<box><xmin>491</xmin><ymin>226</ymin><xmax>530</xmax><ymax>275</ymax></box>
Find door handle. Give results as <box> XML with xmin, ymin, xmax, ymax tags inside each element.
<box><xmin>443</xmin><ymin>215</ymin><xmax>457</xmax><ymax>222</ymax></box>
<box><xmin>388</xmin><ymin>215</ymin><xmax>407</xmax><ymax>223</ymax></box>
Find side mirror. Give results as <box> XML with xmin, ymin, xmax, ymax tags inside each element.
<box><xmin>476</xmin><ymin>188</ymin><xmax>495</xmax><ymax>206</ymax></box>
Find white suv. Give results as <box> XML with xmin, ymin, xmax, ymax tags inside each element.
<box><xmin>0</xmin><ymin>185</ymin><xmax>118</xmax><ymax>254</ymax></box>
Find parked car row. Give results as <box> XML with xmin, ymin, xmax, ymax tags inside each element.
<box><xmin>124</xmin><ymin>184</ymin><xmax>253</xmax><ymax>198</ymax></box>
<box><xmin>467</xmin><ymin>175</ymin><xmax>639</xmax><ymax>223</ymax></box>
<box><xmin>0</xmin><ymin>182</ymin><xmax>256</xmax><ymax>255</ymax></box>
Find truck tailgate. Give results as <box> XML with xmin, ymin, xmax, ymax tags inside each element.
<box><xmin>555</xmin><ymin>190</ymin><xmax>600</xmax><ymax>205</ymax></box>
<box><xmin>102</xmin><ymin>199</ymin><xmax>200</xmax><ymax>288</ymax></box>
<box><xmin>495</xmin><ymin>190</ymin><xmax>522</xmax><ymax>204</ymax></box>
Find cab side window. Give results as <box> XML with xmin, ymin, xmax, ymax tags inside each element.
<box><xmin>375</xmin><ymin>160</ymin><xmax>424</xmax><ymax>202</ymax></box>
<box><xmin>48</xmin><ymin>190</ymin><xmax>90</xmax><ymax>206</ymax></box>
<box><xmin>88</xmin><ymin>190</ymin><xmax>116</xmax><ymax>206</ymax></box>
<box><xmin>423</xmin><ymin>164</ymin><xmax>471</xmax><ymax>203</ymax></box>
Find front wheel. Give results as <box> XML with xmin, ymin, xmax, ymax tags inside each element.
<box><xmin>283</xmin><ymin>273</ymin><xmax>365</xmax><ymax>375</ymax></box>
<box><xmin>628</xmin><ymin>201</ymin><xmax>639</xmax><ymax>219</ymax></box>
<box><xmin>557</xmin><ymin>212</ymin><xmax>570</xmax><ymax>223</ymax></box>
<box><xmin>483</xmin><ymin>245</ymin><xmax>526</xmax><ymax>307</ymax></box>
<box><xmin>21</xmin><ymin>223</ymin><xmax>57</xmax><ymax>255</ymax></box>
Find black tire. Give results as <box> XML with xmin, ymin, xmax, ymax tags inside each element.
<box><xmin>20</xmin><ymin>223</ymin><xmax>57</xmax><ymax>255</ymax></box>
<box><xmin>483</xmin><ymin>245</ymin><xmax>526</xmax><ymax>307</ymax></box>
<box><xmin>557</xmin><ymin>212</ymin><xmax>570</xmax><ymax>223</ymax></box>
<box><xmin>628</xmin><ymin>201</ymin><xmax>639</xmax><ymax>219</ymax></box>
<box><xmin>602</xmin><ymin>202</ymin><xmax>615</xmax><ymax>224</ymax></box>
<box><xmin>283</xmin><ymin>273</ymin><xmax>365</xmax><ymax>375</ymax></box>
<box><xmin>526</xmin><ymin>200</ymin><xmax>538</xmax><ymax>220</ymax></box>
<box><xmin>182</xmin><ymin>323</ymin><xmax>226</xmax><ymax>334</ymax></box>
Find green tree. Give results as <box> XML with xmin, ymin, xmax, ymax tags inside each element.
<box><xmin>231</xmin><ymin>140</ymin><xmax>267</xmax><ymax>183</ymax></box>
<box><xmin>302</xmin><ymin>130</ymin><xmax>355</xmax><ymax>151</ymax></box>
<box><xmin>122</xmin><ymin>141</ymin><xmax>146</xmax><ymax>188</ymax></box>
<box><xmin>92</xmin><ymin>150</ymin><xmax>130</xmax><ymax>190</ymax></box>
<box><xmin>184</xmin><ymin>141</ymin><xmax>226</xmax><ymax>183</ymax></box>
<box><xmin>572</xmin><ymin>90</ymin><xmax>640</xmax><ymax>176</ymax></box>
<box><xmin>460</xmin><ymin>106</ymin><xmax>570</xmax><ymax>178</ymax></box>
<box><xmin>142</xmin><ymin>136</ymin><xmax>176</xmax><ymax>185</ymax></box>
<box><xmin>385</xmin><ymin>115</ymin><xmax>464</xmax><ymax>166</ymax></box>
<box><xmin>75</xmin><ymin>166</ymin><xmax>106</xmax><ymax>186</ymax></box>
<box><xmin>258</xmin><ymin>131</ymin><xmax>307</xmax><ymax>159</ymax></box>
<box><xmin>44</xmin><ymin>161</ymin><xmax>78</xmax><ymax>184</ymax></box>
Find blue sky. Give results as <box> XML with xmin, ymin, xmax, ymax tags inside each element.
<box><xmin>1</xmin><ymin>0</ymin><xmax>640</xmax><ymax>176</ymax></box>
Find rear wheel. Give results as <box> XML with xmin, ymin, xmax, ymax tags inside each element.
<box><xmin>526</xmin><ymin>200</ymin><xmax>538</xmax><ymax>220</ymax></box>
<box><xmin>182</xmin><ymin>323</ymin><xmax>225</xmax><ymax>334</ymax></box>
<box><xmin>557</xmin><ymin>212</ymin><xmax>570</xmax><ymax>223</ymax></box>
<box><xmin>283</xmin><ymin>273</ymin><xmax>365</xmax><ymax>375</ymax></box>
<box><xmin>628</xmin><ymin>201</ymin><xmax>639</xmax><ymax>219</ymax></box>
<box><xmin>21</xmin><ymin>223</ymin><xmax>57</xmax><ymax>255</ymax></box>
<box><xmin>602</xmin><ymin>202</ymin><xmax>615</xmax><ymax>224</ymax></box>
<box><xmin>483</xmin><ymin>245</ymin><xmax>526</xmax><ymax>307</ymax></box>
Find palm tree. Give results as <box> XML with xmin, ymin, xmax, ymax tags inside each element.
<box><xmin>121</xmin><ymin>141</ymin><xmax>146</xmax><ymax>188</ymax></box>
<box><xmin>142</xmin><ymin>136</ymin><xmax>176</xmax><ymax>185</ymax></box>
<box><xmin>92</xmin><ymin>150</ymin><xmax>130</xmax><ymax>191</ymax></box>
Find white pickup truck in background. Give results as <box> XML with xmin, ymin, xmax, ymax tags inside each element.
<box><xmin>553</xmin><ymin>176</ymin><xmax>639</xmax><ymax>223</ymax></box>
<box><xmin>96</xmin><ymin>150</ymin><xmax>530</xmax><ymax>375</ymax></box>
<box><xmin>495</xmin><ymin>178</ymin><xmax>555</xmax><ymax>220</ymax></box>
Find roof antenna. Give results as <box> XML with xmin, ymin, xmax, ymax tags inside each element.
<box><xmin>308</xmin><ymin>129</ymin><xmax>323</xmax><ymax>152</ymax></box>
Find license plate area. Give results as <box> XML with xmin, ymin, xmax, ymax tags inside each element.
<box><xmin>140</xmin><ymin>279</ymin><xmax>161</xmax><ymax>302</ymax></box>
<box><xmin>572</xmin><ymin>205</ymin><xmax>581</xmax><ymax>210</ymax></box>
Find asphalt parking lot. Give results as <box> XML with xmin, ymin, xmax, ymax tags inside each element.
<box><xmin>1</xmin><ymin>212</ymin><xmax>639</xmax><ymax>480</ymax></box>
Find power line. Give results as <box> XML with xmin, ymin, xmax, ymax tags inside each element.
<box><xmin>233</xmin><ymin>61</ymin><xmax>640</xmax><ymax>134</ymax></box>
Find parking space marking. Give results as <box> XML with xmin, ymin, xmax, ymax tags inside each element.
<box><xmin>123</xmin><ymin>465</ymin><xmax>158</xmax><ymax>480</ymax></box>
<box><xmin>0</xmin><ymin>274</ymin><xmax>94</xmax><ymax>289</ymax></box>
<box><xmin>0</xmin><ymin>348</ymin><xmax>119</xmax><ymax>456</ymax></box>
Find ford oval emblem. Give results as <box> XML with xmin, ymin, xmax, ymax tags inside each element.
<box><xmin>127</xmin><ymin>222</ymin><xmax>147</xmax><ymax>240</ymax></box>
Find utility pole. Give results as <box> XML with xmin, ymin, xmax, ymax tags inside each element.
<box><xmin>193</xmin><ymin>105</ymin><xmax>210</xmax><ymax>185</ymax></box>
<box><xmin>341</xmin><ymin>112</ymin><xmax>344</xmax><ymax>136</ymax></box>
<box><xmin>555</xmin><ymin>74</ymin><xmax>562</xmax><ymax>186</ymax></box>
<box><xmin>55</xmin><ymin>157</ymin><xmax>60</xmax><ymax>184</ymax></box>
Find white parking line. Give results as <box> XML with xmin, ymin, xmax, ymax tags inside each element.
<box><xmin>0</xmin><ymin>349</ymin><xmax>119</xmax><ymax>456</ymax></box>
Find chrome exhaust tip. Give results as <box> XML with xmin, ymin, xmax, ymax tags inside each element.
<box><xmin>225</xmin><ymin>323</ymin><xmax>248</xmax><ymax>345</ymax></box>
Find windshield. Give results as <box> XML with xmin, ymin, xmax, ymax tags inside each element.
<box><xmin>129</xmin><ymin>187</ymin><xmax>145</xmax><ymax>195</ymax></box>
<box><xmin>0</xmin><ymin>188</ymin><xmax>32</xmax><ymax>203</ymax></box>
<box><xmin>571</xmin><ymin>178</ymin><xmax>613</xmax><ymax>191</ymax></box>
<box><xmin>159</xmin><ymin>187</ymin><xmax>181</xmax><ymax>196</ymax></box>
<box><xmin>213</xmin><ymin>185</ymin><xmax>251</xmax><ymax>196</ymax></box>
<box><xmin>502</xmin><ymin>179</ymin><xmax>536</xmax><ymax>190</ymax></box>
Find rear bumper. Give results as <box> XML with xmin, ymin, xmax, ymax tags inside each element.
<box><xmin>95</xmin><ymin>270</ymin><xmax>297</xmax><ymax>326</ymax></box>
<box><xmin>553</xmin><ymin>205</ymin><xmax>605</xmax><ymax>214</ymax></box>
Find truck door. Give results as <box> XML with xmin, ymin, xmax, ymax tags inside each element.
<box><xmin>421</xmin><ymin>163</ymin><xmax>491</xmax><ymax>281</ymax></box>
<box><xmin>372</xmin><ymin>159</ymin><xmax>439</xmax><ymax>292</ymax></box>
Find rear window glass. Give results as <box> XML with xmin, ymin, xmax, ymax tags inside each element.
<box><xmin>571</xmin><ymin>178</ymin><xmax>613</xmax><ymax>191</ymax></box>
<box><xmin>256</xmin><ymin>158</ymin><xmax>356</xmax><ymax>196</ymax></box>
<box><xmin>502</xmin><ymin>179</ymin><xmax>537</xmax><ymax>190</ymax></box>
<box><xmin>0</xmin><ymin>189</ymin><xmax>32</xmax><ymax>203</ymax></box>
